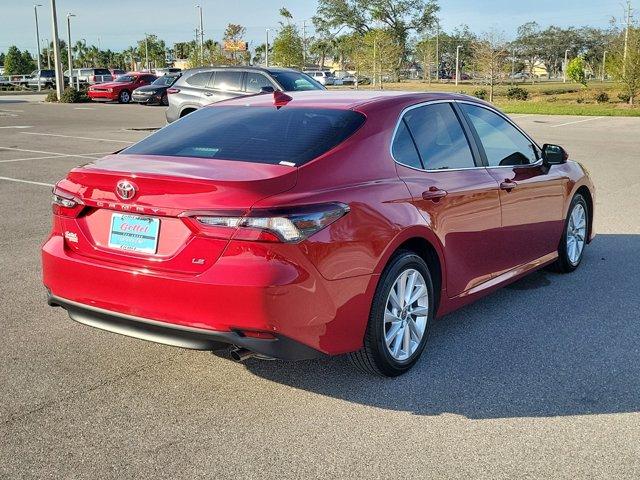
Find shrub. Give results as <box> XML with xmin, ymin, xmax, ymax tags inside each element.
<box><xmin>45</xmin><ymin>90</ymin><xmax>58</xmax><ymax>102</ymax></box>
<box><xmin>506</xmin><ymin>87</ymin><xmax>529</xmax><ymax>101</ymax></box>
<box><xmin>567</xmin><ymin>57</ymin><xmax>587</xmax><ymax>86</ymax></box>
<box><xmin>473</xmin><ymin>88</ymin><xmax>488</xmax><ymax>100</ymax></box>
<box><xmin>594</xmin><ymin>92</ymin><xmax>609</xmax><ymax>103</ymax></box>
<box><xmin>542</xmin><ymin>88</ymin><xmax>579</xmax><ymax>95</ymax></box>
<box><xmin>618</xmin><ymin>92</ymin><xmax>631</xmax><ymax>103</ymax></box>
<box><xmin>59</xmin><ymin>87</ymin><xmax>88</xmax><ymax>103</ymax></box>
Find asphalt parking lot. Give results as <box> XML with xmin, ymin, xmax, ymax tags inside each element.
<box><xmin>1</xmin><ymin>96</ymin><xmax>639</xmax><ymax>479</ymax></box>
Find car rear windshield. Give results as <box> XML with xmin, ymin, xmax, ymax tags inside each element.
<box><xmin>269</xmin><ymin>71</ymin><xmax>324</xmax><ymax>91</ymax></box>
<box><xmin>152</xmin><ymin>75</ymin><xmax>179</xmax><ymax>86</ymax></box>
<box><xmin>122</xmin><ymin>106</ymin><xmax>366</xmax><ymax>166</ymax></box>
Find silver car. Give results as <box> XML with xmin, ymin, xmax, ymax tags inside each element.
<box><xmin>165</xmin><ymin>67</ymin><xmax>325</xmax><ymax>123</ymax></box>
<box><xmin>304</xmin><ymin>70</ymin><xmax>335</xmax><ymax>86</ymax></box>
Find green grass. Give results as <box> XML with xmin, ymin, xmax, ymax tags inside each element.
<box><xmin>495</xmin><ymin>101</ymin><xmax>640</xmax><ymax>116</ymax></box>
<box><xmin>332</xmin><ymin>80</ymin><xmax>640</xmax><ymax>116</ymax></box>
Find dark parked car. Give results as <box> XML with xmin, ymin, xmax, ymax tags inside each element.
<box><xmin>165</xmin><ymin>66</ymin><xmax>325</xmax><ymax>123</ymax></box>
<box><xmin>133</xmin><ymin>73</ymin><xmax>181</xmax><ymax>105</ymax></box>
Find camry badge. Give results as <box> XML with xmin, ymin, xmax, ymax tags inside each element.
<box><xmin>116</xmin><ymin>180</ymin><xmax>137</xmax><ymax>200</ymax></box>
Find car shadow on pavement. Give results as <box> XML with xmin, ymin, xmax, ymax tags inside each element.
<box><xmin>235</xmin><ymin>234</ymin><xmax>640</xmax><ymax>419</ymax></box>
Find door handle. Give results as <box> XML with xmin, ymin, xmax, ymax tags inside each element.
<box><xmin>500</xmin><ymin>179</ymin><xmax>517</xmax><ymax>191</ymax></box>
<box><xmin>204</xmin><ymin>92</ymin><xmax>214</xmax><ymax>97</ymax></box>
<box><xmin>422</xmin><ymin>187</ymin><xmax>448</xmax><ymax>201</ymax></box>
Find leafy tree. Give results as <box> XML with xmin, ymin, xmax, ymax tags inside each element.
<box><xmin>314</xmin><ymin>0</ymin><xmax>439</xmax><ymax>72</ymax></box>
<box><xmin>272</xmin><ymin>8</ymin><xmax>304</xmax><ymax>68</ymax></box>
<box><xmin>567</xmin><ymin>57</ymin><xmax>587</xmax><ymax>86</ymax></box>
<box><xmin>352</xmin><ymin>29</ymin><xmax>403</xmax><ymax>87</ymax></box>
<box><xmin>608</xmin><ymin>25</ymin><xmax>640</xmax><ymax>105</ymax></box>
<box><xmin>437</xmin><ymin>25</ymin><xmax>476</xmax><ymax>78</ymax></box>
<box><xmin>4</xmin><ymin>46</ymin><xmax>34</xmax><ymax>75</ymax></box>
<box><xmin>136</xmin><ymin>35</ymin><xmax>166</xmax><ymax>70</ymax></box>
<box><xmin>309</xmin><ymin>38</ymin><xmax>333</xmax><ymax>69</ymax></box>
<box><xmin>222</xmin><ymin>23</ymin><xmax>247</xmax><ymax>65</ymax></box>
<box><xmin>514</xmin><ymin>22</ymin><xmax>543</xmax><ymax>83</ymax></box>
<box><xmin>472</xmin><ymin>31</ymin><xmax>508</xmax><ymax>102</ymax></box>
<box><xmin>415</xmin><ymin>37</ymin><xmax>437</xmax><ymax>83</ymax></box>
<box><xmin>0</xmin><ymin>52</ymin><xmax>5</xmax><ymax>66</ymax></box>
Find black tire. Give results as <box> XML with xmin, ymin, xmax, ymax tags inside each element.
<box><xmin>118</xmin><ymin>89</ymin><xmax>131</xmax><ymax>104</ymax></box>
<box><xmin>550</xmin><ymin>193</ymin><xmax>589</xmax><ymax>273</ymax></box>
<box><xmin>349</xmin><ymin>250</ymin><xmax>435</xmax><ymax>377</ymax></box>
<box><xmin>161</xmin><ymin>93</ymin><xmax>168</xmax><ymax>106</ymax></box>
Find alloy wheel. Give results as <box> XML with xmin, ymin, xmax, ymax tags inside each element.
<box><xmin>566</xmin><ymin>203</ymin><xmax>587</xmax><ymax>265</ymax></box>
<box><xmin>383</xmin><ymin>268</ymin><xmax>429</xmax><ymax>362</ymax></box>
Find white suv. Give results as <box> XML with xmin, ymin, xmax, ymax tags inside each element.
<box><xmin>304</xmin><ymin>70</ymin><xmax>335</xmax><ymax>86</ymax></box>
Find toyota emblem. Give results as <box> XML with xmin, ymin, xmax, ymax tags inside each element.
<box><xmin>116</xmin><ymin>180</ymin><xmax>137</xmax><ymax>200</ymax></box>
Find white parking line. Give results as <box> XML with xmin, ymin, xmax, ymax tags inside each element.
<box><xmin>0</xmin><ymin>146</ymin><xmax>108</xmax><ymax>160</ymax></box>
<box><xmin>0</xmin><ymin>176</ymin><xmax>54</xmax><ymax>187</ymax></box>
<box><xmin>550</xmin><ymin>116</ymin><xmax>604</xmax><ymax>128</ymax></box>
<box><xmin>20</xmin><ymin>132</ymin><xmax>135</xmax><ymax>143</ymax></box>
<box><xmin>0</xmin><ymin>152</ymin><xmax>111</xmax><ymax>163</ymax></box>
<box><xmin>0</xmin><ymin>126</ymin><xmax>32</xmax><ymax>129</ymax></box>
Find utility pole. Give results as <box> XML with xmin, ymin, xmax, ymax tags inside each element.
<box><xmin>435</xmin><ymin>22</ymin><xmax>440</xmax><ymax>81</ymax></box>
<box><xmin>265</xmin><ymin>29</ymin><xmax>270</xmax><ymax>67</ymax></box>
<box><xmin>34</xmin><ymin>4</ymin><xmax>43</xmax><ymax>91</ymax></box>
<box><xmin>602</xmin><ymin>50</ymin><xmax>608</xmax><ymax>82</ymax></box>
<box><xmin>302</xmin><ymin>20</ymin><xmax>307</xmax><ymax>68</ymax></box>
<box><xmin>196</xmin><ymin>5</ymin><xmax>204</xmax><ymax>61</ymax></box>
<box><xmin>511</xmin><ymin>48</ymin><xmax>516</xmax><ymax>85</ymax></box>
<box><xmin>66</xmin><ymin>13</ymin><xmax>75</xmax><ymax>89</ymax></box>
<box><xmin>49</xmin><ymin>0</ymin><xmax>64</xmax><ymax>100</ymax></box>
<box><xmin>563</xmin><ymin>49</ymin><xmax>569</xmax><ymax>83</ymax></box>
<box><xmin>455</xmin><ymin>45</ymin><xmax>462</xmax><ymax>86</ymax></box>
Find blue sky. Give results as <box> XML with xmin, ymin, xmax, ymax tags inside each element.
<box><xmin>1</xmin><ymin>0</ymin><xmax>629</xmax><ymax>54</ymax></box>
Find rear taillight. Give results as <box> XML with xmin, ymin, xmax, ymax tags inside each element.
<box><xmin>52</xmin><ymin>187</ymin><xmax>84</xmax><ymax>217</ymax></box>
<box><xmin>167</xmin><ymin>87</ymin><xmax>180</xmax><ymax>94</ymax></box>
<box><xmin>184</xmin><ymin>203</ymin><xmax>349</xmax><ymax>243</ymax></box>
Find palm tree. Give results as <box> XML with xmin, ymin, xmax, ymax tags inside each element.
<box><xmin>74</xmin><ymin>40</ymin><xmax>88</xmax><ymax>67</ymax></box>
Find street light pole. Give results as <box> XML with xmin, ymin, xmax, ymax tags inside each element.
<box><xmin>49</xmin><ymin>0</ymin><xmax>64</xmax><ymax>100</ymax></box>
<box><xmin>144</xmin><ymin>33</ymin><xmax>150</xmax><ymax>71</ymax></box>
<box><xmin>265</xmin><ymin>29</ymin><xmax>270</xmax><ymax>67</ymax></box>
<box><xmin>563</xmin><ymin>49</ymin><xmax>569</xmax><ymax>83</ymax></box>
<box><xmin>602</xmin><ymin>50</ymin><xmax>608</xmax><ymax>82</ymax></box>
<box><xmin>66</xmin><ymin>13</ymin><xmax>75</xmax><ymax>89</ymax></box>
<box><xmin>455</xmin><ymin>45</ymin><xmax>462</xmax><ymax>86</ymax></box>
<box><xmin>34</xmin><ymin>4</ymin><xmax>43</xmax><ymax>91</ymax></box>
<box><xmin>196</xmin><ymin>5</ymin><xmax>204</xmax><ymax>61</ymax></box>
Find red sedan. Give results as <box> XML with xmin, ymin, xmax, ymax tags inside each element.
<box><xmin>42</xmin><ymin>91</ymin><xmax>595</xmax><ymax>376</ymax></box>
<box><xmin>87</xmin><ymin>72</ymin><xmax>157</xmax><ymax>103</ymax></box>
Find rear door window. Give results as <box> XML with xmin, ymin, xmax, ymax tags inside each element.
<box><xmin>403</xmin><ymin>103</ymin><xmax>476</xmax><ymax>170</ymax></box>
<box><xmin>186</xmin><ymin>72</ymin><xmax>213</xmax><ymax>87</ymax></box>
<box><xmin>122</xmin><ymin>106</ymin><xmax>366</xmax><ymax>166</ymax></box>
<box><xmin>213</xmin><ymin>71</ymin><xmax>243</xmax><ymax>91</ymax></box>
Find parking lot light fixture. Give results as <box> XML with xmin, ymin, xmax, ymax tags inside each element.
<box><xmin>196</xmin><ymin>5</ymin><xmax>204</xmax><ymax>62</ymax></box>
<box><xmin>66</xmin><ymin>13</ymin><xmax>76</xmax><ymax>90</ymax></box>
<box><xmin>34</xmin><ymin>4</ymin><xmax>43</xmax><ymax>91</ymax></box>
<box><xmin>564</xmin><ymin>49</ymin><xmax>570</xmax><ymax>83</ymax></box>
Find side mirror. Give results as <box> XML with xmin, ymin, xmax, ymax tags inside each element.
<box><xmin>260</xmin><ymin>86</ymin><xmax>275</xmax><ymax>94</ymax></box>
<box><xmin>542</xmin><ymin>144</ymin><xmax>568</xmax><ymax>166</ymax></box>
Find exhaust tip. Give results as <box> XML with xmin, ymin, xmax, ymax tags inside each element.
<box><xmin>230</xmin><ymin>347</ymin><xmax>255</xmax><ymax>362</ymax></box>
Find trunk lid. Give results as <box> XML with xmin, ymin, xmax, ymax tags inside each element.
<box><xmin>56</xmin><ymin>154</ymin><xmax>297</xmax><ymax>273</ymax></box>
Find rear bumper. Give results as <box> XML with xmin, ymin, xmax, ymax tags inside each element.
<box><xmin>48</xmin><ymin>294</ymin><xmax>324</xmax><ymax>360</ymax></box>
<box><xmin>42</xmin><ymin>234</ymin><xmax>373</xmax><ymax>356</ymax></box>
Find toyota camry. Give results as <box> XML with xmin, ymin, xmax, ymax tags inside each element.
<box><xmin>42</xmin><ymin>91</ymin><xmax>595</xmax><ymax>376</ymax></box>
